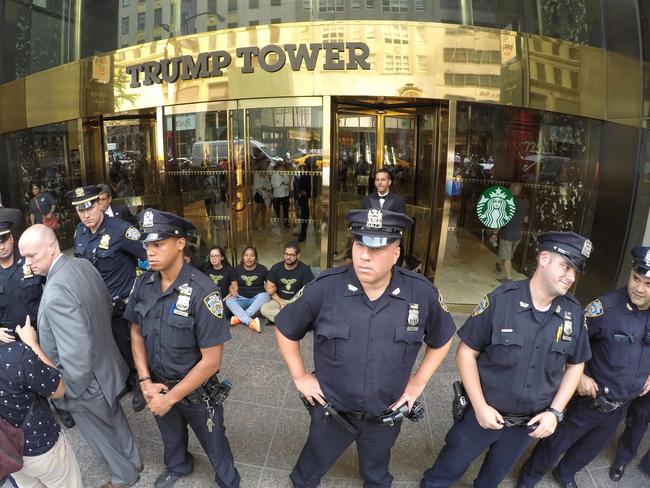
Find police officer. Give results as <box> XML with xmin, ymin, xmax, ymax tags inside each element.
<box><xmin>123</xmin><ymin>208</ymin><xmax>239</xmax><ymax>488</ymax></box>
<box><xmin>275</xmin><ymin>208</ymin><xmax>456</xmax><ymax>488</ymax></box>
<box><xmin>0</xmin><ymin>220</ymin><xmax>43</xmax><ymax>339</ymax></box>
<box><xmin>420</xmin><ymin>231</ymin><xmax>593</xmax><ymax>488</ymax></box>
<box><xmin>605</xmin><ymin>246</ymin><xmax>650</xmax><ymax>482</ymax></box>
<box><xmin>65</xmin><ymin>185</ymin><xmax>148</xmax><ymax>411</ymax></box>
<box><xmin>518</xmin><ymin>245</ymin><xmax>650</xmax><ymax>487</ymax></box>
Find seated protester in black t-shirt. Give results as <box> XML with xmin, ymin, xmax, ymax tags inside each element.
<box><xmin>225</xmin><ymin>246</ymin><xmax>270</xmax><ymax>333</ymax></box>
<box><xmin>1</xmin><ymin>317</ymin><xmax>82</xmax><ymax>487</ymax></box>
<box><xmin>202</xmin><ymin>245</ymin><xmax>237</xmax><ymax>300</ymax></box>
<box><xmin>261</xmin><ymin>241</ymin><xmax>314</xmax><ymax>324</ymax></box>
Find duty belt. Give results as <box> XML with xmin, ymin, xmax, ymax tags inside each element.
<box><xmin>499</xmin><ymin>413</ymin><xmax>539</xmax><ymax>431</ymax></box>
<box><xmin>151</xmin><ymin>373</ymin><xmax>209</xmax><ymax>404</ymax></box>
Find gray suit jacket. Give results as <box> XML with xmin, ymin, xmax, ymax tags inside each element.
<box><xmin>38</xmin><ymin>255</ymin><xmax>128</xmax><ymax>410</ymax></box>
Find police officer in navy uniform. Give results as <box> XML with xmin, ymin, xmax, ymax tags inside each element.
<box><xmin>275</xmin><ymin>208</ymin><xmax>456</xmax><ymax>488</ymax></box>
<box><xmin>518</xmin><ymin>245</ymin><xmax>650</xmax><ymax>487</ymax></box>
<box><xmin>0</xmin><ymin>220</ymin><xmax>43</xmax><ymax>339</ymax></box>
<box><xmin>66</xmin><ymin>185</ymin><xmax>148</xmax><ymax>412</ymax></box>
<box><xmin>603</xmin><ymin>246</ymin><xmax>650</xmax><ymax>483</ymax></box>
<box><xmin>421</xmin><ymin>231</ymin><xmax>593</xmax><ymax>488</ymax></box>
<box><xmin>124</xmin><ymin>209</ymin><xmax>239</xmax><ymax>488</ymax></box>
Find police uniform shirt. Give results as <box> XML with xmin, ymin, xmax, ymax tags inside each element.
<box><xmin>276</xmin><ymin>265</ymin><xmax>456</xmax><ymax>416</ymax></box>
<box><xmin>74</xmin><ymin>215</ymin><xmax>147</xmax><ymax>298</ymax></box>
<box><xmin>0</xmin><ymin>342</ymin><xmax>61</xmax><ymax>456</ymax></box>
<box><xmin>233</xmin><ymin>263</ymin><xmax>268</xmax><ymax>298</ymax></box>
<box><xmin>584</xmin><ymin>287</ymin><xmax>650</xmax><ymax>402</ymax></box>
<box><xmin>0</xmin><ymin>254</ymin><xmax>43</xmax><ymax>331</ymax></box>
<box><xmin>458</xmin><ymin>280</ymin><xmax>591</xmax><ymax>415</ymax></box>
<box><xmin>123</xmin><ymin>263</ymin><xmax>230</xmax><ymax>380</ymax></box>
<box><xmin>202</xmin><ymin>264</ymin><xmax>237</xmax><ymax>299</ymax></box>
<box><xmin>267</xmin><ymin>261</ymin><xmax>314</xmax><ymax>301</ymax></box>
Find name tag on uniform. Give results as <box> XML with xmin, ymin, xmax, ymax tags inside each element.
<box><xmin>500</xmin><ymin>328</ymin><xmax>513</xmax><ymax>333</ymax></box>
<box><xmin>407</xmin><ymin>303</ymin><xmax>419</xmax><ymax>331</ymax></box>
<box><xmin>562</xmin><ymin>311</ymin><xmax>573</xmax><ymax>342</ymax></box>
<box><xmin>98</xmin><ymin>234</ymin><xmax>111</xmax><ymax>250</ymax></box>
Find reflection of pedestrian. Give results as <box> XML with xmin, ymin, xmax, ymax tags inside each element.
<box><xmin>252</xmin><ymin>160</ymin><xmax>271</xmax><ymax>231</ymax></box>
<box><xmin>293</xmin><ymin>165</ymin><xmax>312</xmax><ymax>242</ymax></box>
<box><xmin>496</xmin><ymin>183</ymin><xmax>529</xmax><ymax>282</ymax></box>
<box><xmin>271</xmin><ymin>162</ymin><xmax>290</xmax><ymax>229</ymax></box>
<box><xmin>28</xmin><ymin>184</ymin><xmax>56</xmax><ymax>226</ymax></box>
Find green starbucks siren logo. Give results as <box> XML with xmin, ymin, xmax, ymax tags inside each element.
<box><xmin>476</xmin><ymin>185</ymin><xmax>516</xmax><ymax>229</ymax></box>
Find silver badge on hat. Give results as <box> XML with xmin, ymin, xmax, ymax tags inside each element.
<box><xmin>143</xmin><ymin>210</ymin><xmax>154</xmax><ymax>228</ymax></box>
<box><xmin>407</xmin><ymin>303</ymin><xmax>419</xmax><ymax>331</ymax></box>
<box><xmin>581</xmin><ymin>239</ymin><xmax>592</xmax><ymax>258</ymax></box>
<box><xmin>644</xmin><ymin>249</ymin><xmax>650</xmax><ymax>266</ymax></box>
<box><xmin>366</xmin><ymin>209</ymin><xmax>383</xmax><ymax>229</ymax></box>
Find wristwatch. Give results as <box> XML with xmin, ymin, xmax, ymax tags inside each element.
<box><xmin>546</xmin><ymin>407</ymin><xmax>564</xmax><ymax>422</ymax></box>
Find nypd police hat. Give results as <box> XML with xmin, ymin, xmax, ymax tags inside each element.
<box><xmin>346</xmin><ymin>208</ymin><xmax>413</xmax><ymax>249</ymax></box>
<box><xmin>631</xmin><ymin>245</ymin><xmax>650</xmax><ymax>278</ymax></box>
<box><xmin>0</xmin><ymin>220</ymin><xmax>12</xmax><ymax>241</ymax></box>
<box><xmin>138</xmin><ymin>208</ymin><xmax>195</xmax><ymax>242</ymax></box>
<box><xmin>537</xmin><ymin>231</ymin><xmax>592</xmax><ymax>273</ymax></box>
<box><xmin>65</xmin><ymin>185</ymin><xmax>102</xmax><ymax>210</ymax></box>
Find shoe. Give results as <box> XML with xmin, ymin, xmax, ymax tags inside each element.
<box><xmin>58</xmin><ymin>409</ymin><xmax>75</xmax><ymax>428</ymax></box>
<box><xmin>609</xmin><ymin>461</ymin><xmax>626</xmax><ymax>482</ymax></box>
<box><xmin>552</xmin><ymin>468</ymin><xmax>578</xmax><ymax>488</ymax></box>
<box><xmin>230</xmin><ymin>316</ymin><xmax>241</xmax><ymax>326</ymax></box>
<box><xmin>495</xmin><ymin>262</ymin><xmax>502</xmax><ymax>274</ymax></box>
<box><xmin>248</xmin><ymin>317</ymin><xmax>262</xmax><ymax>333</ymax></box>
<box><xmin>154</xmin><ymin>470</ymin><xmax>188</xmax><ymax>488</ymax></box>
<box><xmin>132</xmin><ymin>387</ymin><xmax>146</xmax><ymax>412</ymax></box>
<box><xmin>100</xmin><ymin>475</ymin><xmax>139</xmax><ymax>488</ymax></box>
<box><xmin>137</xmin><ymin>463</ymin><xmax>144</xmax><ymax>472</ymax></box>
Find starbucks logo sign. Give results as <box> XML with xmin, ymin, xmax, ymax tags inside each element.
<box><xmin>476</xmin><ymin>186</ymin><xmax>516</xmax><ymax>229</ymax></box>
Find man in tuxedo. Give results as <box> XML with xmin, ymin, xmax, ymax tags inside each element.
<box><xmin>361</xmin><ymin>168</ymin><xmax>406</xmax><ymax>213</ymax></box>
<box><xmin>98</xmin><ymin>184</ymin><xmax>136</xmax><ymax>224</ymax></box>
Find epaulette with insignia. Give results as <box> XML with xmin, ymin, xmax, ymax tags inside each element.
<box><xmin>204</xmin><ymin>292</ymin><xmax>223</xmax><ymax>318</ymax></box>
<box><xmin>585</xmin><ymin>299</ymin><xmax>604</xmax><ymax>318</ymax></box>
<box><xmin>438</xmin><ymin>293</ymin><xmax>450</xmax><ymax>313</ymax></box>
<box><xmin>125</xmin><ymin>226</ymin><xmax>140</xmax><ymax>240</ymax></box>
<box><xmin>471</xmin><ymin>295</ymin><xmax>490</xmax><ymax>317</ymax></box>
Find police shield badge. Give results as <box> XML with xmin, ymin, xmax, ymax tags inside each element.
<box><xmin>407</xmin><ymin>303</ymin><xmax>419</xmax><ymax>331</ymax></box>
<box><xmin>98</xmin><ymin>234</ymin><xmax>111</xmax><ymax>250</ymax></box>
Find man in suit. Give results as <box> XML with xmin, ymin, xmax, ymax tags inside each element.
<box><xmin>361</xmin><ymin>168</ymin><xmax>406</xmax><ymax>213</ymax></box>
<box><xmin>98</xmin><ymin>184</ymin><xmax>136</xmax><ymax>224</ymax></box>
<box><xmin>0</xmin><ymin>191</ymin><xmax>25</xmax><ymax>240</ymax></box>
<box><xmin>18</xmin><ymin>224</ymin><xmax>142</xmax><ymax>488</ymax></box>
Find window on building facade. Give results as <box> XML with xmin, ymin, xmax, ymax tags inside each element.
<box><xmin>352</xmin><ymin>0</ymin><xmax>362</xmax><ymax>9</ymax></box>
<box><xmin>384</xmin><ymin>54</ymin><xmax>410</xmax><ymax>73</ymax></box>
<box><xmin>536</xmin><ymin>62</ymin><xmax>546</xmax><ymax>81</ymax></box>
<box><xmin>137</xmin><ymin>12</ymin><xmax>145</xmax><ymax>31</ymax></box>
<box><xmin>384</xmin><ymin>25</ymin><xmax>409</xmax><ymax>44</ymax></box>
<box><xmin>304</xmin><ymin>0</ymin><xmax>312</xmax><ymax>10</ymax></box>
<box><xmin>123</xmin><ymin>0</ymin><xmax>130</xmax><ymax>7</ymax></box>
<box><xmin>415</xmin><ymin>0</ymin><xmax>424</xmax><ymax>10</ymax></box>
<box><xmin>154</xmin><ymin>8</ymin><xmax>162</xmax><ymax>27</ymax></box>
<box><xmin>208</xmin><ymin>0</ymin><xmax>218</xmax><ymax>12</ymax></box>
<box><xmin>366</xmin><ymin>0</ymin><xmax>375</xmax><ymax>8</ymax></box>
<box><xmin>271</xmin><ymin>18</ymin><xmax>282</xmax><ymax>24</ymax></box>
<box><xmin>271</xmin><ymin>0</ymin><xmax>282</xmax><ymax>6</ymax></box>
<box><xmin>322</xmin><ymin>26</ymin><xmax>344</xmax><ymax>43</ymax></box>
<box><xmin>417</xmin><ymin>55</ymin><xmax>427</xmax><ymax>72</ymax></box>
<box><xmin>382</xmin><ymin>0</ymin><xmax>407</xmax><ymax>12</ymax></box>
<box><xmin>121</xmin><ymin>17</ymin><xmax>129</xmax><ymax>35</ymax></box>
<box><xmin>319</xmin><ymin>0</ymin><xmax>344</xmax><ymax>12</ymax></box>
<box><xmin>249</xmin><ymin>20</ymin><xmax>260</xmax><ymax>26</ymax></box>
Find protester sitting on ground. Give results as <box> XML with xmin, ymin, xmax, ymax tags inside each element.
<box><xmin>202</xmin><ymin>245</ymin><xmax>237</xmax><ymax>300</ymax></box>
<box><xmin>261</xmin><ymin>241</ymin><xmax>314</xmax><ymax>325</ymax></box>
<box><xmin>1</xmin><ymin>317</ymin><xmax>82</xmax><ymax>488</ymax></box>
<box><xmin>225</xmin><ymin>246</ymin><xmax>270</xmax><ymax>333</ymax></box>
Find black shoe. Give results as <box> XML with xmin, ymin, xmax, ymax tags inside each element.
<box><xmin>495</xmin><ymin>261</ymin><xmax>503</xmax><ymax>274</ymax></box>
<box><xmin>552</xmin><ymin>468</ymin><xmax>578</xmax><ymax>488</ymax></box>
<box><xmin>58</xmin><ymin>409</ymin><xmax>76</xmax><ymax>428</ymax></box>
<box><xmin>132</xmin><ymin>387</ymin><xmax>146</xmax><ymax>412</ymax></box>
<box><xmin>154</xmin><ymin>470</ymin><xmax>188</xmax><ymax>488</ymax></box>
<box><xmin>609</xmin><ymin>462</ymin><xmax>626</xmax><ymax>482</ymax></box>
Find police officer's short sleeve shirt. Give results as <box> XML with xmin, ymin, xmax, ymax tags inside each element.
<box><xmin>584</xmin><ymin>287</ymin><xmax>650</xmax><ymax>402</ymax></box>
<box><xmin>276</xmin><ymin>265</ymin><xmax>456</xmax><ymax>416</ymax></box>
<box><xmin>458</xmin><ymin>280</ymin><xmax>591</xmax><ymax>415</ymax></box>
<box><xmin>124</xmin><ymin>263</ymin><xmax>231</xmax><ymax>379</ymax></box>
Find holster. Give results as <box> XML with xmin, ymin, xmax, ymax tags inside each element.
<box><xmin>452</xmin><ymin>381</ymin><xmax>469</xmax><ymax>421</ymax></box>
<box><xmin>112</xmin><ymin>297</ymin><xmax>127</xmax><ymax>319</ymax></box>
<box><xmin>585</xmin><ymin>394</ymin><xmax>625</xmax><ymax>413</ymax></box>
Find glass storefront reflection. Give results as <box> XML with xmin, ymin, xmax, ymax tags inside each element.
<box><xmin>435</xmin><ymin>102</ymin><xmax>601</xmax><ymax>304</ymax></box>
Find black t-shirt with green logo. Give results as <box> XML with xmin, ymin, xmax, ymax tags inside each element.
<box><xmin>234</xmin><ymin>263</ymin><xmax>268</xmax><ymax>298</ymax></box>
<box><xmin>267</xmin><ymin>261</ymin><xmax>314</xmax><ymax>301</ymax></box>
<box><xmin>202</xmin><ymin>264</ymin><xmax>237</xmax><ymax>298</ymax></box>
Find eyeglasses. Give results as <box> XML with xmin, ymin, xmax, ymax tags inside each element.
<box><xmin>284</xmin><ymin>252</ymin><xmax>298</xmax><ymax>257</ymax></box>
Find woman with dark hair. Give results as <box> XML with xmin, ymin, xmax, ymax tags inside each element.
<box><xmin>225</xmin><ymin>246</ymin><xmax>269</xmax><ymax>333</ymax></box>
<box><xmin>202</xmin><ymin>246</ymin><xmax>237</xmax><ymax>300</ymax></box>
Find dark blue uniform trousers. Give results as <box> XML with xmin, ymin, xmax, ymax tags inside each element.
<box><xmin>291</xmin><ymin>405</ymin><xmax>403</xmax><ymax>488</ymax></box>
<box><xmin>420</xmin><ymin>408</ymin><xmax>535</xmax><ymax>488</ymax></box>
<box><xmin>520</xmin><ymin>398</ymin><xmax>627</xmax><ymax>485</ymax></box>
<box><xmin>616</xmin><ymin>392</ymin><xmax>650</xmax><ymax>471</ymax></box>
<box><xmin>155</xmin><ymin>400</ymin><xmax>240</xmax><ymax>488</ymax></box>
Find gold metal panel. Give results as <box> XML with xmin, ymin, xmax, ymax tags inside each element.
<box><xmin>25</xmin><ymin>63</ymin><xmax>81</xmax><ymax>128</ymax></box>
<box><xmin>0</xmin><ymin>79</ymin><xmax>26</xmax><ymax>133</ymax></box>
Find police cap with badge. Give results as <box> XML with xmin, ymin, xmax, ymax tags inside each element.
<box><xmin>536</xmin><ymin>231</ymin><xmax>592</xmax><ymax>272</ymax></box>
<box><xmin>138</xmin><ymin>208</ymin><xmax>195</xmax><ymax>242</ymax></box>
<box><xmin>631</xmin><ymin>245</ymin><xmax>650</xmax><ymax>278</ymax></box>
<box><xmin>0</xmin><ymin>221</ymin><xmax>11</xmax><ymax>242</ymax></box>
<box><xmin>65</xmin><ymin>185</ymin><xmax>102</xmax><ymax>210</ymax></box>
<box><xmin>346</xmin><ymin>208</ymin><xmax>413</xmax><ymax>248</ymax></box>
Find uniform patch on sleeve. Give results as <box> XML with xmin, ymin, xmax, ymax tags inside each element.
<box><xmin>471</xmin><ymin>295</ymin><xmax>490</xmax><ymax>317</ymax></box>
<box><xmin>204</xmin><ymin>292</ymin><xmax>224</xmax><ymax>318</ymax></box>
<box><xmin>125</xmin><ymin>226</ymin><xmax>141</xmax><ymax>240</ymax></box>
<box><xmin>585</xmin><ymin>299</ymin><xmax>603</xmax><ymax>318</ymax></box>
<box><xmin>438</xmin><ymin>293</ymin><xmax>450</xmax><ymax>313</ymax></box>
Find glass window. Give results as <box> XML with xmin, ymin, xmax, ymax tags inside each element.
<box><xmin>415</xmin><ymin>0</ymin><xmax>424</xmax><ymax>11</ymax></box>
<box><xmin>271</xmin><ymin>0</ymin><xmax>282</xmax><ymax>6</ymax></box>
<box><xmin>249</xmin><ymin>0</ymin><xmax>260</xmax><ymax>8</ymax></box>
<box><xmin>137</xmin><ymin>12</ymin><xmax>145</xmax><ymax>31</ymax></box>
<box><xmin>208</xmin><ymin>0</ymin><xmax>218</xmax><ymax>11</ymax></box>
<box><xmin>154</xmin><ymin>8</ymin><xmax>162</xmax><ymax>27</ymax></box>
<box><xmin>121</xmin><ymin>17</ymin><xmax>130</xmax><ymax>35</ymax></box>
<box><xmin>366</xmin><ymin>0</ymin><xmax>375</xmax><ymax>8</ymax></box>
<box><xmin>435</xmin><ymin>103</ymin><xmax>601</xmax><ymax>304</ymax></box>
<box><xmin>304</xmin><ymin>0</ymin><xmax>312</xmax><ymax>10</ymax></box>
<box><xmin>352</xmin><ymin>0</ymin><xmax>362</xmax><ymax>9</ymax></box>
<box><xmin>382</xmin><ymin>0</ymin><xmax>408</xmax><ymax>12</ymax></box>
<box><xmin>123</xmin><ymin>0</ymin><xmax>130</xmax><ymax>7</ymax></box>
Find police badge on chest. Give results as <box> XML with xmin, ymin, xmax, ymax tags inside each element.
<box><xmin>173</xmin><ymin>285</ymin><xmax>193</xmax><ymax>317</ymax></box>
<box><xmin>407</xmin><ymin>303</ymin><xmax>419</xmax><ymax>332</ymax></box>
<box><xmin>561</xmin><ymin>311</ymin><xmax>573</xmax><ymax>342</ymax></box>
